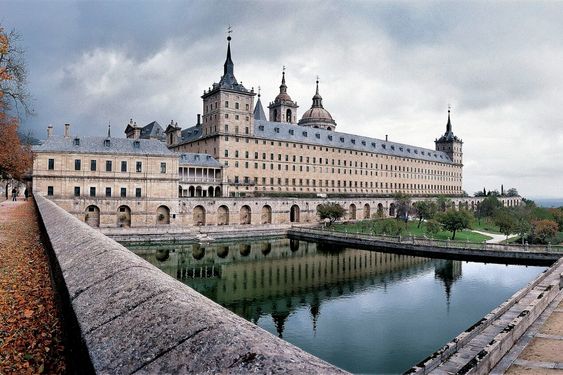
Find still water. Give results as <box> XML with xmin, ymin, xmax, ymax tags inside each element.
<box><xmin>129</xmin><ymin>238</ymin><xmax>546</xmax><ymax>374</ymax></box>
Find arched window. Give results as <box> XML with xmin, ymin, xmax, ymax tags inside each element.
<box><xmin>286</xmin><ymin>109</ymin><xmax>292</xmax><ymax>123</ymax></box>
<box><xmin>273</xmin><ymin>109</ymin><xmax>278</xmax><ymax>121</ymax></box>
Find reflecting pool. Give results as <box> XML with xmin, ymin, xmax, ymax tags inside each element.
<box><xmin>129</xmin><ymin>238</ymin><xmax>546</xmax><ymax>374</ymax></box>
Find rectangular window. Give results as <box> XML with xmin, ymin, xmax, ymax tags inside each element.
<box><xmin>135</xmin><ymin>188</ymin><xmax>141</xmax><ymax>198</ymax></box>
<box><xmin>48</xmin><ymin>159</ymin><xmax>55</xmax><ymax>170</ymax></box>
<box><xmin>105</xmin><ymin>187</ymin><xmax>112</xmax><ymax>197</ymax></box>
<box><xmin>106</xmin><ymin>160</ymin><xmax>112</xmax><ymax>172</ymax></box>
<box><xmin>160</xmin><ymin>162</ymin><xmax>167</xmax><ymax>173</ymax></box>
<box><xmin>136</xmin><ymin>161</ymin><xmax>142</xmax><ymax>173</ymax></box>
<box><xmin>120</xmin><ymin>188</ymin><xmax>126</xmax><ymax>198</ymax></box>
<box><xmin>224</xmin><ymin>150</ymin><xmax>229</xmax><ymax>157</ymax></box>
<box><xmin>74</xmin><ymin>159</ymin><xmax>81</xmax><ymax>171</ymax></box>
<box><xmin>47</xmin><ymin>186</ymin><xmax>53</xmax><ymax>196</ymax></box>
<box><xmin>121</xmin><ymin>161</ymin><xmax>127</xmax><ymax>172</ymax></box>
<box><xmin>74</xmin><ymin>186</ymin><xmax>80</xmax><ymax>197</ymax></box>
<box><xmin>89</xmin><ymin>187</ymin><xmax>96</xmax><ymax>197</ymax></box>
<box><xmin>90</xmin><ymin>160</ymin><xmax>96</xmax><ymax>171</ymax></box>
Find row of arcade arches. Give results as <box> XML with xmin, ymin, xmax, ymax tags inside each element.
<box><xmin>83</xmin><ymin>199</ymin><xmax>515</xmax><ymax>228</ymax></box>
<box><xmin>84</xmin><ymin>204</ymin><xmax>171</xmax><ymax>228</ymax></box>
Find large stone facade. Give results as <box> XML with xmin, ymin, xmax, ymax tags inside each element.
<box><xmin>167</xmin><ymin>36</ymin><xmax>464</xmax><ymax>198</ymax></box>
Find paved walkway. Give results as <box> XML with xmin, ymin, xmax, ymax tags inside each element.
<box><xmin>471</xmin><ymin>229</ymin><xmax>519</xmax><ymax>244</ymax></box>
<box><xmin>492</xmin><ymin>291</ymin><xmax>563</xmax><ymax>374</ymax></box>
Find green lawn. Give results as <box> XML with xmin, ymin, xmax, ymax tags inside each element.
<box><xmin>470</xmin><ymin>218</ymin><xmax>502</xmax><ymax>234</ymax></box>
<box><xmin>331</xmin><ymin>219</ymin><xmax>492</xmax><ymax>243</ymax></box>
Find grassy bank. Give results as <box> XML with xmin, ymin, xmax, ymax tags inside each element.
<box><xmin>331</xmin><ymin>219</ymin><xmax>492</xmax><ymax>243</ymax></box>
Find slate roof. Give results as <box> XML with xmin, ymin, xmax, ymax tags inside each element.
<box><xmin>253</xmin><ymin>97</ymin><xmax>267</xmax><ymax>121</ymax></box>
<box><xmin>179</xmin><ymin>153</ymin><xmax>222</xmax><ymax>167</ymax></box>
<box><xmin>33</xmin><ymin>136</ymin><xmax>175</xmax><ymax>156</ymax></box>
<box><xmin>253</xmin><ymin>120</ymin><xmax>453</xmax><ymax>163</ymax></box>
<box><xmin>140</xmin><ymin>121</ymin><xmax>166</xmax><ymax>141</ymax></box>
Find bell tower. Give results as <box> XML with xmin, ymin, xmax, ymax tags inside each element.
<box><xmin>201</xmin><ymin>32</ymin><xmax>255</xmax><ymax>137</ymax></box>
<box><xmin>268</xmin><ymin>67</ymin><xmax>299</xmax><ymax>123</ymax></box>
<box><xmin>435</xmin><ymin>107</ymin><xmax>463</xmax><ymax>165</ymax></box>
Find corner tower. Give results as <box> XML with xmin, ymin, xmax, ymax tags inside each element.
<box><xmin>268</xmin><ymin>69</ymin><xmax>299</xmax><ymax>123</ymax></box>
<box><xmin>201</xmin><ymin>34</ymin><xmax>255</xmax><ymax>137</ymax></box>
<box><xmin>435</xmin><ymin>108</ymin><xmax>463</xmax><ymax>165</ymax></box>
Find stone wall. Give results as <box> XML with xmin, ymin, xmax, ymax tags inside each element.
<box><xmin>47</xmin><ymin>195</ymin><xmax>523</xmax><ymax>228</ymax></box>
<box><xmin>34</xmin><ymin>195</ymin><xmax>347</xmax><ymax>374</ymax></box>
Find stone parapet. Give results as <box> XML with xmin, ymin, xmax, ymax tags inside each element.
<box><xmin>34</xmin><ymin>195</ymin><xmax>347</xmax><ymax>374</ymax></box>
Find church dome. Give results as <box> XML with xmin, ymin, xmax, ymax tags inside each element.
<box><xmin>298</xmin><ymin>80</ymin><xmax>337</xmax><ymax>130</ymax></box>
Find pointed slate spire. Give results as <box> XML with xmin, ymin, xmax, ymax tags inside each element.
<box><xmin>253</xmin><ymin>87</ymin><xmax>267</xmax><ymax>121</ymax></box>
<box><xmin>224</xmin><ymin>35</ymin><xmax>234</xmax><ymax>77</ymax></box>
<box><xmin>280</xmin><ymin>67</ymin><xmax>287</xmax><ymax>93</ymax></box>
<box><xmin>312</xmin><ymin>77</ymin><xmax>323</xmax><ymax>108</ymax></box>
<box><xmin>446</xmin><ymin>107</ymin><xmax>452</xmax><ymax>134</ymax></box>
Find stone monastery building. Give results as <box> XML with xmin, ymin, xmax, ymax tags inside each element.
<box><xmin>31</xmin><ymin>36</ymin><xmax>488</xmax><ymax>228</ymax></box>
<box><xmin>164</xmin><ymin>36</ymin><xmax>464</xmax><ymax>197</ymax></box>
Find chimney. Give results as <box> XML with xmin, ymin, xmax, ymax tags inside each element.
<box><xmin>197</xmin><ymin>114</ymin><xmax>201</xmax><ymax>126</ymax></box>
<box><xmin>47</xmin><ymin>125</ymin><xmax>53</xmax><ymax>138</ymax></box>
<box><xmin>64</xmin><ymin>123</ymin><xmax>70</xmax><ymax>138</ymax></box>
<box><xmin>385</xmin><ymin>134</ymin><xmax>388</xmax><ymax>142</ymax></box>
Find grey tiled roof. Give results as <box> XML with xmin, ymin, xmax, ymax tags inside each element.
<box><xmin>180</xmin><ymin>125</ymin><xmax>203</xmax><ymax>143</ymax></box>
<box><xmin>253</xmin><ymin>97</ymin><xmax>267</xmax><ymax>121</ymax></box>
<box><xmin>179</xmin><ymin>153</ymin><xmax>222</xmax><ymax>167</ymax></box>
<box><xmin>253</xmin><ymin>120</ymin><xmax>453</xmax><ymax>163</ymax></box>
<box><xmin>33</xmin><ymin>136</ymin><xmax>175</xmax><ymax>156</ymax></box>
<box><xmin>175</xmin><ymin>120</ymin><xmax>452</xmax><ymax>164</ymax></box>
<box><xmin>140</xmin><ymin>121</ymin><xmax>166</xmax><ymax>141</ymax></box>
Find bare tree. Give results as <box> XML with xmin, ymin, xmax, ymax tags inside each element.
<box><xmin>1</xmin><ymin>25</ymin><xmax>32</xmax><ymax>117</ymax></box>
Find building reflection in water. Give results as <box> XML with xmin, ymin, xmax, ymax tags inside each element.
<box><xmin>131</xmin><ymin>238</ymin><xmax>463</xmax><ymax>338</ymax></box>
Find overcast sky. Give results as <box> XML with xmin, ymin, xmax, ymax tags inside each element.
<box><xmin>3</xmin><ymin>1</ymin><xmax>562</xmax><ymax>198</ymax></box>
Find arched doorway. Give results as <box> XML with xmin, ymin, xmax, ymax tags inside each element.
<box><xmin>217</xmin><ymin>205</ymin><xmax>229</xmax><ymax>225</ymax></box>
<box><xmin>239</xmin><ymin>244</ymin><xmax>251</xmax><ymax>256</ymax></box>
<box><xmin>85</xmin><ymin>205</ymin><xmax>100</xmax><ymax>227</ymax></box>
<box><xmin>193</xmin><ymin>205</ymin><xmax>206</xmax><ymax>226</ymax></box>
<box><xmin>117</xmin><ymin>205</ymin><xmax>131</xmax><ymax>227</ymax></box>
<box><xmin>240</xmin><ymin>205</ymin><xmax>251</xmax><ymax>225</ymax></box>
<box><xmin>290</xmin><ymin>205</ymin><xmax>300</xmax><ymax>223</ymax></box>
<box><xmin>363</xmin><ymin>204</ymin><xmax>370</xmax><ymax>219</ymax></box>
<box><xmin>156</xmin><ymin>205</ymin><xmax>170</xmax><ymax>224</ymax></box>
<box><xmin>377</xmin><ymin>203</ymin><xmax>384</xmax><ymax>218</ymax></box>
<box><xmin>261</xmin><ymin>205</ymin><xmax>272</xmax><ymax>224</ymax></box>
<box><xmin>389</xmin><ymin>203</ymin><xmax>396</xmax><ymax>217</ymax></box>
<box><xmin>349</xmin><ymin>204</ymin><xmax>357</xmax><ymax>220</ymax></box>
<box><xmin>214</xmin><ymin>186</ymin><xmax>221</xmax><ymax>197</ymax></box>
<box><xmin>208</xmin><ymin>186</ymin><xmax>214</xmax><ymax>197</ymax></box>
<box><xmin>188</xmin><ymin>186</ymin><xmax>195</xmax><ymax>197</ymax></box>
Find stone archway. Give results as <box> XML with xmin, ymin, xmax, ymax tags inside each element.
<box><xmin>363</xmin><ymin>203</ymin><xmax>370</xmax><ymax>219</ymax></box>
<box><xmin>261</xmin><ymin>205</ymin><xmax>272</xmax><ymax>224</ymax></box>
<box><xmin>389</xmin><ymin>203</ymin><xmax>396</xmax><ymax>217</ymax></box>
<box><xmin>214</xmin><ymin>186</ymin><xmax>221</xmax><ymax>197</ymax></box>
<box><xmin>188</xmin><ymin>186</ymin><xmax>195</xmax><ymax>197</ymax></box>
<box><xmin>85</xmin><ymin>205</ymin><xmax>100</xmax><ymax>227</ymax></box>
<box><xmin>208</xmin><ymin>186</ymin><xmax>214</xmax><ymax>197</ymax></box>
<box><xmin>377</xmin><ymin>203</ymin><xmax>384</xmax><ymax>218</ymax></box>
<box><xmin>217</xmin><ymin>205</ymin><xmax>229</xmax><ymax>225</ymax></box>
<box><xmin>117</xmin><ymin>205</ymin><xmax>131</xmax><ymax>227</ymax></box>
<box><xmin>193</xmin><ymin>205</ymin><xmax>206</xmax><ymax>226</ymax></box>
<box><xmin>349</xmin><ymin>204</ymin><xmax>357</xmax><ymax>220</ymax></box>
<box><xmin>290</xmin><ymin>204</ymin><xmax>300</xmax><ymax>223</ymax></box>
<box><xmin>240</xmin><ymin>205</ymin><xmax>251</xmax><ymax>225</ymax></box>
<box><xmin>156</xmin><ymin>205</ymin><xmax>170</xmax><ymax>224</ymax></box>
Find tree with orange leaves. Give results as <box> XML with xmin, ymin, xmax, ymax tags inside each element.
<box><xmin>1</xmin><ymin>25</ymin><xmax>33</xmax><ymax>195</ymax></box>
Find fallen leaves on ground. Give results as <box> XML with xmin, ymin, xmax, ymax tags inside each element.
<box><xmin>0</xmin><ymin>199</ymin><xmax>66</xmax><ymax>374</ymax></box>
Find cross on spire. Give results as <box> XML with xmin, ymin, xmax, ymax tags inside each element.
<box><xmin>227</xmin><ymin>25</ymin><xmax>232</xmax><ymax>41</ymax></box>
<box><xmin>258</xmin><ymin>85</ymin><xmax>261</xmax><ymax>97</ymax></box>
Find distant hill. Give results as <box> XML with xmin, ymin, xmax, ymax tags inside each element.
<box><xmin>530</xmin><ymin>198</ymin><xmax>563</xmax><ymax>208</ymax></box>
